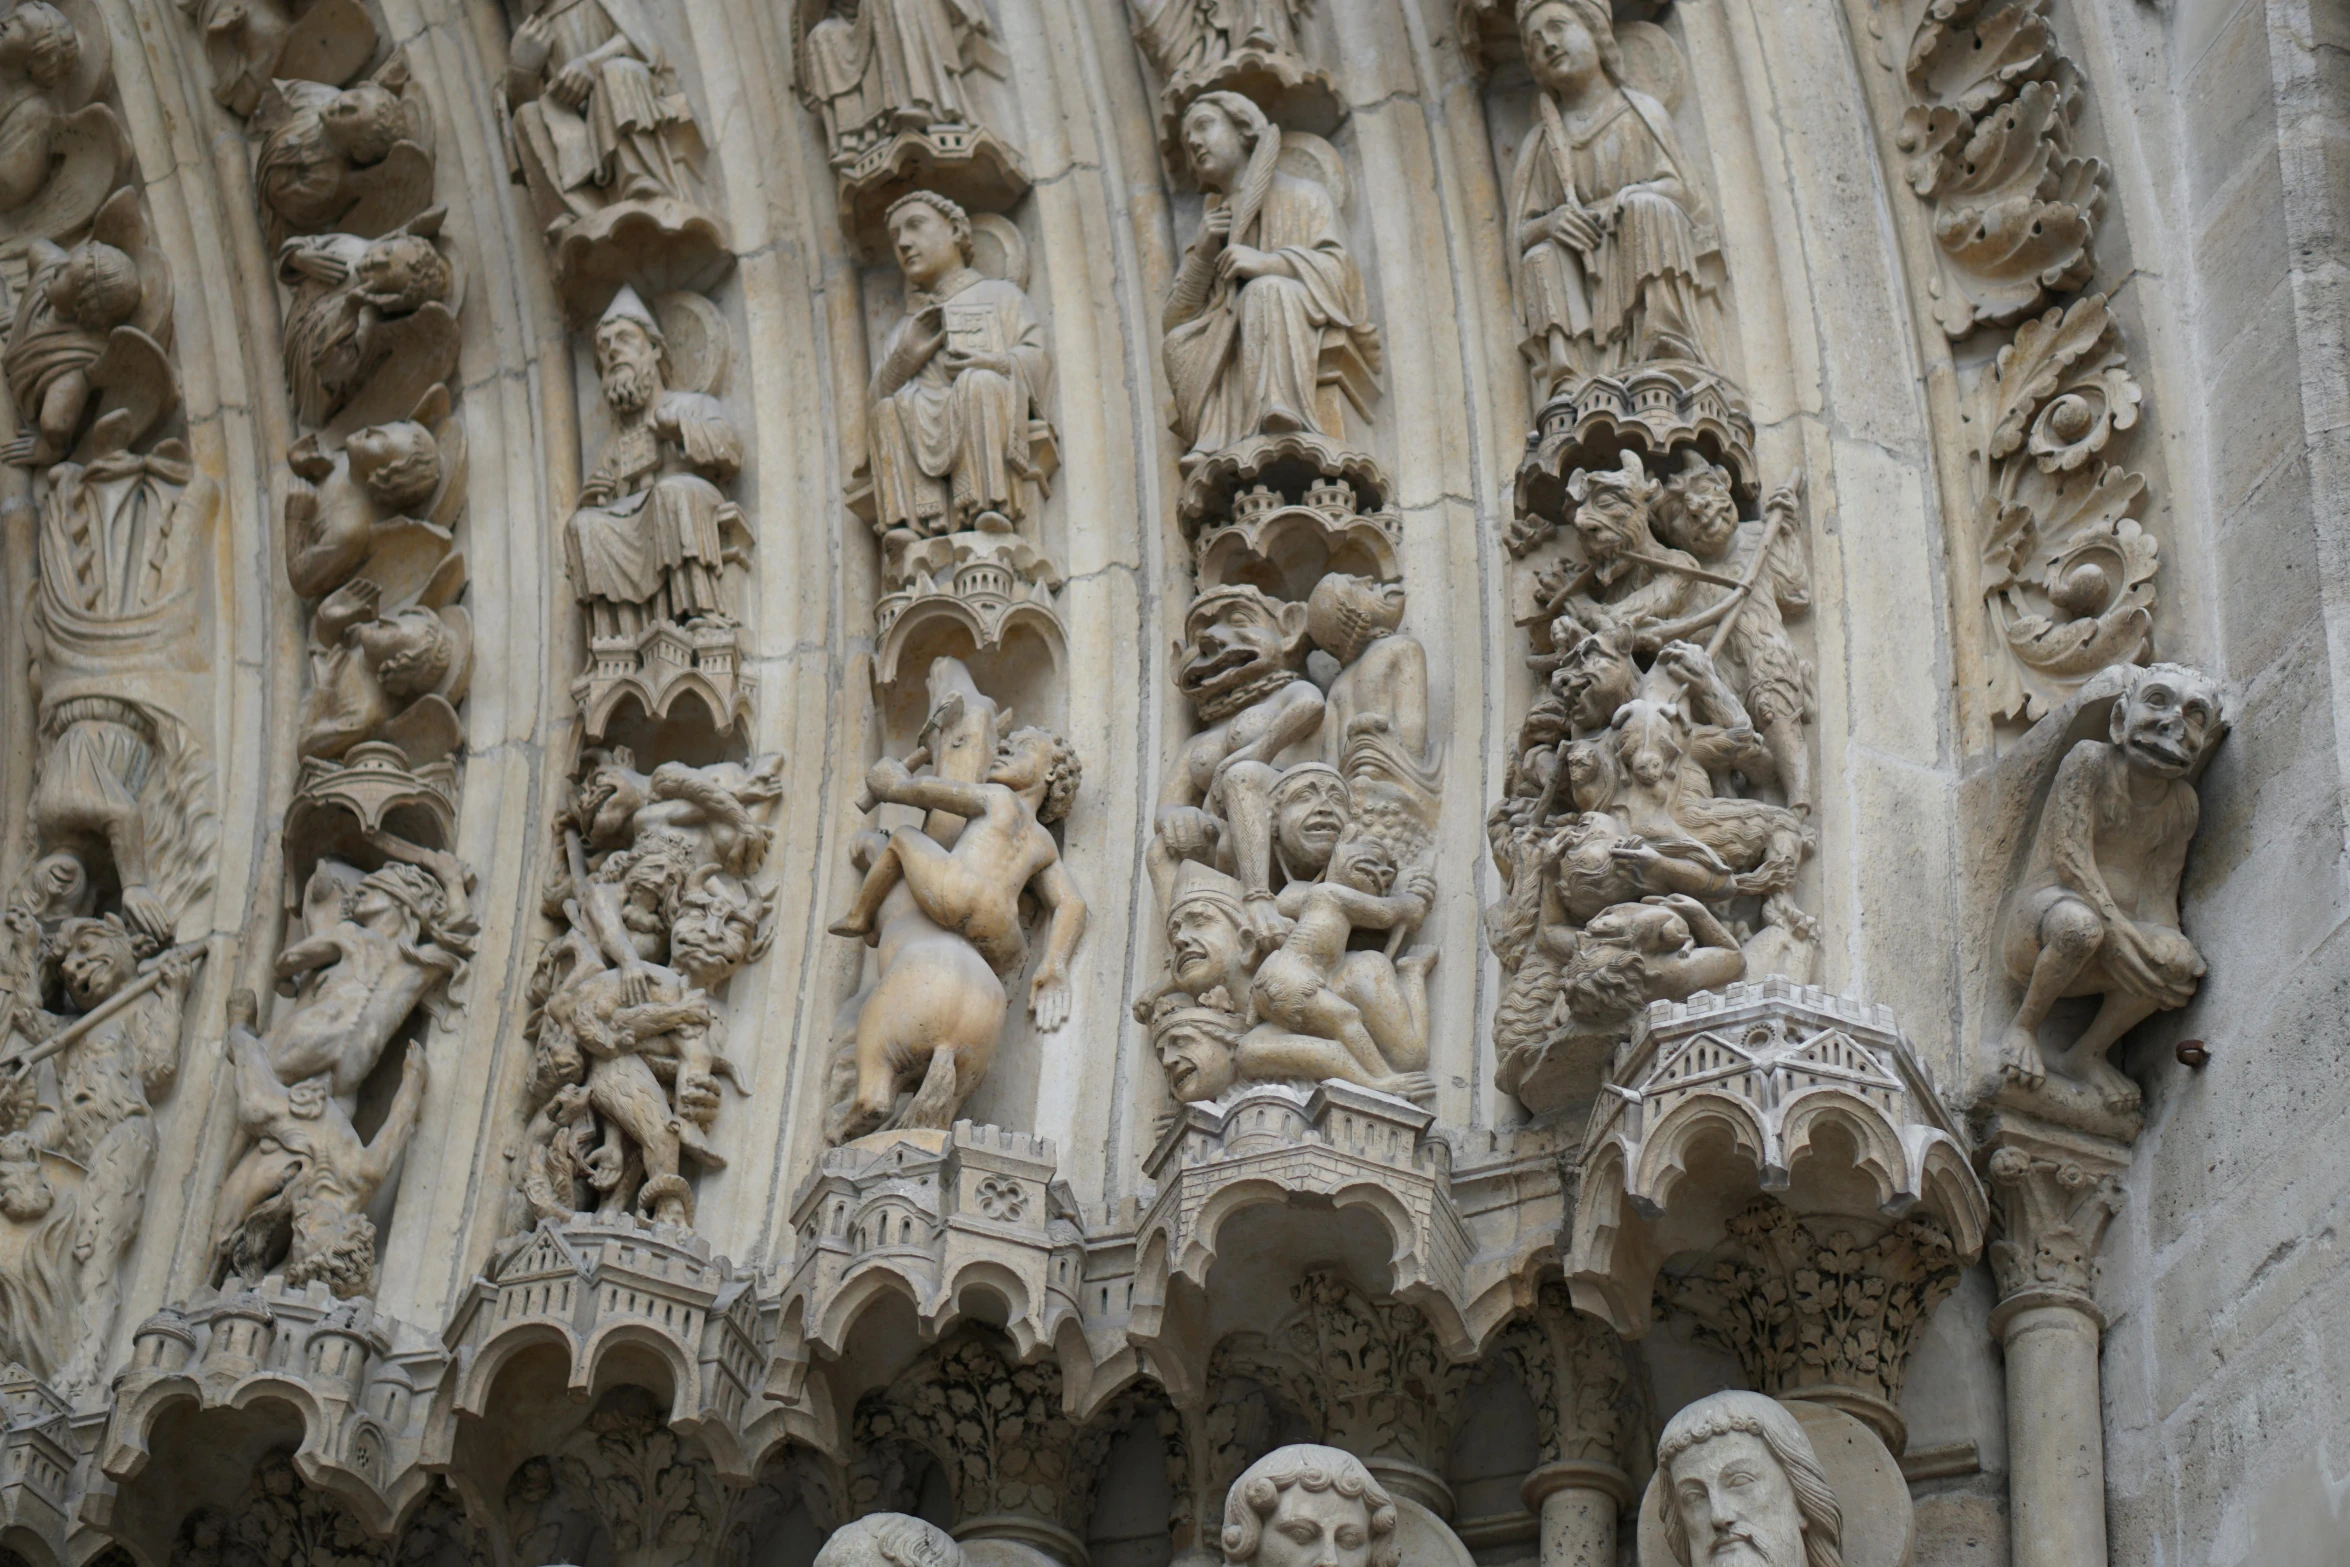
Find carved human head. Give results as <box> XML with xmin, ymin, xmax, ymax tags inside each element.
<box><xmin>0</xmin><ymin>3</ymin><xmax>79</xmax><ymax>89</ymax></box>
<box><xmin>356</xmin><ymin>232</ymin><xmax>452</xmax><ymax>311</ymax></box>
<box><xmin>1326</xmin><ymin>828</ymin><xmax>1397</xmax><ymax>897</ymax></box>
<box><xmin>347</xmin><ymin>419</ymin><xmax>444</xmax><ymax>515</ymax></box>
<box><xmin>1656</xmin><ymin>1392</ymin><xmax>1844</xmax><ymax>1567</ymax></box>
<box><xmin>1517</xmin><ymin>0</ymin><xmax>1618</xmax><ymax>94</ymax></box>
<box><xmin>2110</xmin><ymin>663</ymin><xmax>2225</xmax><ymax>781</ymax></box>
<box><xmin>990</xmin><ymin>726</ymin><xmax>1082</xmax><ymax>824</ymax></box>
<box><xmin>1658</xmin><ymin>452</ymin><xmax>1740</xmax><ymax>560</ymax></box>
<box><xmin>55</xmin><ymin>913</ymin><xmax>148</xmax><ymax>1012</ymax></box>
<box><xmin>1306</xmin><ymin>574</ymin><xmax>1405</xmax><ymax>667</ymax></box>
<box><xmin>322</xmin><ymin>82</ymin><xmax>403</xmax><ymax>163</ymax></box>
<box><xmin>1566</xmin><ymin>452</ymin><xmax>1665</xmax><ymax>568</ymax></box>
<box><xmin>18</xmin><ymin>852</ymin><xmax>92</xmax><ymax>922</ymax></box>
<box><xmin>1165</xmin><ymin>861</ymin><xmax>1251</xmax><ymax>996</ymax></box>
<box><xmin>1182</xmin><ymin>91</ymin><xmax>1268</xmax><ymax>193</ymax></box>
<box><xmin>1147</xmin><ymin>986</ymin><xmax>1245</xmax><ymax>1102</ymax></box>
<box><xmin>50</xmin><ymin>241</ymin><xmax>141</xmax><ymax>331</ymax></box>
<box><xmin>1177</xmin><ymin>585</ymin><xmax>1309</xmax><ymax>718</ymax></box>
<box><xmin>813</xmin><ymin>1513</ymin><xmax>967</xmax><ymax>1567</ymax></box>
<box><xmin>354</xmin><ymin>606</ymin><xmax>455</xmax><ymax>698</ymax></box>
<box><xmin>1221</xmin><ymin>1445</ymin><xmax>1400</xmax><ymax>1567</ymax></box>
<box><xmin>1610</xmin><ymin>697</ymin><xmax>1684</xmax><ymax>787</ymax></box>
<box><xmin>886</xmin><ymin>191</ymin><xmax>974</xmax><ymax>288</ymax></box>
<box><xmin>670</xmin><ymin>865</ymin><xmax>768</xmax><ymax>990</ymax></box>
<box><xmin>1551</xmin><ymin>619</ymin><xmax>1640</xmax><ymax>731</ymax></box>
<box><xmin>349</xmin><ymin>860</ymin><xmax>469</xmax><ymax>959</ymax></box>
<box><xmin>596</xmin><ymin>288</ymin><xmax>670</xmax><ymax>413</ymax></box>
<box><xmin>1269</xmin><ymin>764</ymin><xmax>1352</xmax><ymax>878</ymax></box>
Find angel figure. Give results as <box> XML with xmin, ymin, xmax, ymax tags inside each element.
<box><xmin>295</xmin><ymin>583</ymin><xmax>470</xmax><ymax>762</ymax></box>
<box><xmin>1510</xmin><ymin>0</ymin><xmax>1720</xmax><ymax>399</ymax></box>
<box><xmin>276</xmin><ymin>211</ymin><xmax>457</xmax><ymax>429</ymax></box>
<box><xmin>251</xmin><ymin>54</ymin><xmax>435</xmax><ymax>249</ymax></box>
<box><xmin>177</xmin><ymin>0</ymin><xmax>375</xmax><ymax>119</ymax></box>
<box><xmin>281</xmin><ymin>404</ymin><xmax>461</xmax><ymax>605</ymax></box>
<box><xmin>3</xmin><ymin>233</ymin><xmax>143</xmax><ymax>467</ymax></box>
<box><xmin>867</xmin><ymin>191</ymin><xmax>1052</xmax><ymax>540</ymax></box>
<box><xmin>0</xmin><ymin>0</ymin><xmax>132</xmax><ymax>251</ymax></box>
<box><xmin>1162</xmin><ymin>91</ymin><xmax>1379</xmax><ymax>465</ymax></box>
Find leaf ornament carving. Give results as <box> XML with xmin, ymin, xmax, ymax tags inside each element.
<box><xmin>1896</xmin><ymin>0</ymin><xmax>2104</xmax><ymax>338</ymax></box>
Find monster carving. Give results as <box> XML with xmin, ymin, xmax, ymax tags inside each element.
<box><xmin>824</xmin><ymin>657</ymin><xmax>1085</xmax><ymax>1143</ymax></box>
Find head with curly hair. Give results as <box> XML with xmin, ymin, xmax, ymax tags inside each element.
<box><xmin>885</xmin><ymin>190</ymin><xmax>974</xmax><ymax>290</ymax></box>
<box><xmin>813</xmin><ymin>1514</ymin><xmax>967</xmax><ymax>1567</ymax></box>
<box><xmin>356</xmin><ymin>231</ymin><xmax>452</xmax><ymax>313</ymax></box>
<box><xmin>1656</xmin><ymin>1392</ymin><xmax>1844</xmax><ymax>1567</ymax></box>
<box><xmin>992</xmin><ymin>725</ymin><xmax>1081</xmax><ymax>824</ymax></box>
<box><xmin>1221</xmin><ymin>1446</ymin><xmax>1399</xmax><ymax>1567</ymax></box>
<box><xmin>51</xmin><ymin>241</ymin><xmax>142</xmax><ymax>331</ymax></box>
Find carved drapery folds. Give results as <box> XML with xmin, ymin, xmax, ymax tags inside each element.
<box><xmin>0</xmin><ymin>3</ymin><xmax>213</xmax><ymax>1396</ymax></box>
<box><xmin>1886</xmin><ymin>0</ymin><xmax>2161</xmax><ymax>724</ymax></box>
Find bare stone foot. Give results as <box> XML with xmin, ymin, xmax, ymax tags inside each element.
<box><xmin>1999</xmin><ymin>1022</ymin><xmax>2048</xmax><ymax>1088</ymax></box>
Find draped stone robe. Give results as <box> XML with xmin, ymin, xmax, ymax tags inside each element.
<box><xmin>1509</xmin><ymin>84</ymin><xmax>1719</xmax><ymax>389</ymax></box>
<box><xmin>1163</xmin><ymin>167</ymin><xmax>1378</xmax><ymax>461</ymax></box>
<box><xmin>564</xmin><ymin>391</ymin><xmax>743</xmax><ymax>632</ymax></box>
<box><xmin>868</xmin><ymin>266</ymin><xmax>1050</xmax><ymax>535</ymax></box>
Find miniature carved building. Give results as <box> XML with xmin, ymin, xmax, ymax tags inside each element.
<box><xmin>0</xmin><ymin>0</ymin><xmax>2328</xmax><ymax>1563</ymax></box>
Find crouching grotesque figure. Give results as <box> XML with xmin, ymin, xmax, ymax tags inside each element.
<box><xmin>1999</xmin><ymin>662</ymin><xmax>2226</xmax><ymax>1108</ymax></box>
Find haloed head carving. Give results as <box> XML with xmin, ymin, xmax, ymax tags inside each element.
<box><xmin>1221</xmin><ymin>1445</ymin><xmax>1400</xmax><ymax>1567</ymax></box>
<box><xmin>1655</xmin><ymin>1393</ymin><xmax>1844</xmax><ymax>1567</ymax></box>
<box><xmin>885</xmin><ymin>190</ymin><xmax>974</xmax><ymax>290</ymax></box>
<box><xmin>1518</xmin><ymin>0</ymin><xmax>1618</xmax><ymax>95</ymax></box>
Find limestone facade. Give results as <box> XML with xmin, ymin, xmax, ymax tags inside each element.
<box><xmin>0</xmin><ymin>0</ymin><xmax>2336</xmax><ymax>1562</ymax></box>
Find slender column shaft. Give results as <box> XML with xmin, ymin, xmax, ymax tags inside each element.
<box><xmin>1522</xmin><ymin>1460</ymin><xmax>1629</xmax><ymax>1567</ymax></box>
<box><xmin>1996</xmin><ymin>1297</ymin><xmax>2108</xmax><ymax>1567</ymax></box>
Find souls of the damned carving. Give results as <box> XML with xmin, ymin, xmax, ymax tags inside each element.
<box><xmin>1163</xmin><ymin>91</ymin><xmax>1380</xmax><ymax>472</ymax></box>
<box><xmin>211</xmin><ymin>829</ymin><xmax>474</xmax><ymax>1297</ymax></box>
<box><xmin>565</xmin><ymin>285</ymin><xmax>753</xmax><ymax>738</ymax></box>
<box><xmin>1999</xmin><ymin>663</ymin><xmax>2226</xmax><ymax>1113</ymax></box>
<box><xmin>1509</xmin><ymin>0</ymin><xmax>1722</xmax><ymax>407</ymax></box>
<box><xmin>823</xmin><ymin>658</ymin><xmax>1085</xmax><ymax>1144</ymax></box>
<box><xmin>0</xmin><ymin>909</ymin><xmax>202</xmax><ymax>1392</ymax></box>
<box><xmin>1487</xmin><ymin>457</ymin><xmax>1819</xmax><ymax>1112</ymax></box>
<box><xmin>1135</xmin><ymin>575</ymin><xmax>1442</xmax><ymax>1107</ymax></box>
<box><xmin>514</xmin><ymin>749</ymin><xmax>779</xmax><ymax>1232</ymax></box>
<box><xmin>500</xmin><ymin>0</ymin><xmax>730</xmax><ymax>316</ymax></box>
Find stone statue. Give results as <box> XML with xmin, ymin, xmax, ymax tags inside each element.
<box><xmin>1163</xmin><ymin>91</ymin><xmax>1379</xmax><ymax>467</ymax></box>
<box><xmin>1248</xmin><ymin>829</ymin><xmax>1435</xmax><ymax>1086</ymax></box>
<box><xmin>177</xmin><ymin>0</ymin><xmax>378</xmax><ymax>120</ymax></box>
<box><xmin>1130</xmin><ymin>0</ymin><xmax>1311</xmax><ymax>90</ymax></box>
<box><xmin>866</xmin><ymin>191</ymin><xmax>1051</xmax><ymax>540</ymax></box>
<box><xmin>515</xmin><ymin>750</ymin><xmax>777</xmax><ymax>1230</ymax></box>
<box><xmin>4</xmin><ymin>229</ymin><xmax>157</xmax><ymax>468</ymax></box>
<box><xmin>814</xmin><ymin>1514</ymin><xmax>968</xmax><ymax>1567</ymax></box>
<box><xmin>1653</xmin><ymin>1392</ymin><xmax>1843</xmax><ymax>1567</ymax></box>
<box><xmin>825</xmin><ymin>659</ymin><xmax>1086</xmax><ymax>1143</ymax></box>
<box><xmin>210</xmin><ymin>829</ymin><xmax>473</xmax><ymax>1296</ymax></box>
<box><xmin>250</xmin><ymin>55</ymin><xmax>435</xmax><ymax>250</ymax></box>
<box><xmin>0</xmin><ymin>0</ymin><xmax>129</xmax><ymax>244</ymax></box>
<box><xmin>1306</xmin><ymin>573</ymin><xmax>1423</xmax><ymax>764</ymax></box>
<box><xmin>799</xmin><ymin>0</ymin><xmax>997</xmax><ymax>162</ymax></box>
<box><xmin>1220</xmin><ymin>1445</ymin><xmax>1400</xmax><ymax>1567</ymax></box>
<box><xmin>1999</xmin><ymin>662</ymin><xmax>2225</xmax><ymax>1104</ymax></box>
<box><xmin>1509</xmin><ymin>0</ymin><xmax>1720</xmax><ymax>401</ymax></box>
<box><xmin>565</xmin><ymin>286</ymin><xmax>746</xmax><ymax>647</ymax></box>
<box><xmin>0</xmin><ymin>909</ymin><xmax>200</xmax><ymax>1390</ymax></box>
<box><xmin>503</xmin><ymin>0</ymin><xmax>700</xmax><ymax>227</ymax></box>
<box><xmin>1154</xmin><ymin>583</ymin><xmax>1323</xmax><ymax>935</ymax></box>
<box><xmin>275</xmin><ymin>213</ymin><xmax>458</xmax><ymax>430</ymax></box>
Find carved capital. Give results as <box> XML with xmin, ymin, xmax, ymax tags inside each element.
<box><xmin>1491</xmin><ymin>1281</ymin><xmax>1645</xmax><ymax>1476</ymax></box>
<box><xmin>1979</xmin><ymin>1113</ymin><xmax>2127</xmax><ymax>1326</ymax></box>
<box><xmin>1660</xmin><ymin>1196</ymin><xmax>1962</xmax><ymax>1454</ymax></box>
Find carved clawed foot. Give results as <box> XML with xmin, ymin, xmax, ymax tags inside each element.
<box><xmin>1998</xmin><ymin>1022</ymin><xmax>2049</xmax><ymax>1089</ymax></box>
